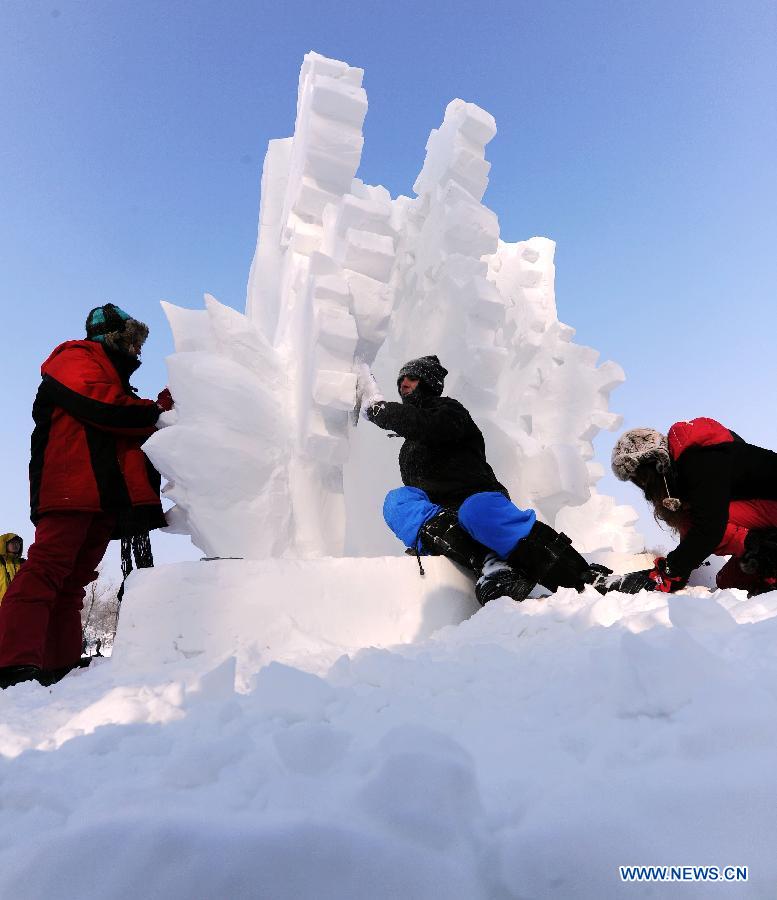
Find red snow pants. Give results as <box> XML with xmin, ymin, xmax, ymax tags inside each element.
<box><xmin>0</xmin><ymin>512</ymin><xmax>115</xmax><ymax>671</ymax></box>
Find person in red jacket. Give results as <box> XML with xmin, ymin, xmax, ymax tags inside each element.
<box><xmin>607</xmin><ymin>418</ymin><xmax>777</xmax><ymax>595</ymax></box>
<box><xmin>0</xmin><ymin>304</ymin><xmax>173</xmax><ymax>689</ymax></box>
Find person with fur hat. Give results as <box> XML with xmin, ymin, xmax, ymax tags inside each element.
<box><xmin>357</xmin><ymin>355</ymin><xmax>600</xmax><ymax>604</ymax></box>
<box><xmin>0</xmin><ymin>304</ymin><xmax>173</xmax><ymax>689</ymax></box>
<box><xmin>0</xmin><ymin>534</ymin><xmax>25</xmax><ymax>605</ymax></box>
<box><xmin>608</xmin><ymin>418</ymin><xmax>777</xmax><ymax>595</ymax></box>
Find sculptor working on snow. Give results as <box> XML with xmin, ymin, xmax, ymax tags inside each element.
<box><xmin>357</xmin><ymin>354</ymin><xmax>607</xmax><ymax>603</ymax></box>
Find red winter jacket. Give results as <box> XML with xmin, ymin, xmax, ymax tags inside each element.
<box><xmin>666</xmin><ymin>417</ymin><xmax>777</xmax><ymax>577</ymax></box>
<box><xmin>30</xmin><ymin>341</ymin><xmax>162</xmax><ymax>523</ymax></box>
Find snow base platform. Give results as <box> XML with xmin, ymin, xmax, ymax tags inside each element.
<box><xmin>114</xmin><ymin>556</ymin><xmax>479</xmax><ymax>686</ymax></box>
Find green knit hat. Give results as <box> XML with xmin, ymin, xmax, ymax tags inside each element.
<box><xmin>85</xmin><ymin>303</ymin><xmax>149</xmax><ymax>353</ymax></box>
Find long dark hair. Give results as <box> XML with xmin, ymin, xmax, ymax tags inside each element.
<box><xmin>633</xmin><ymin>463</ymin><xmax>688</xmax><ymax>533</ymax></box>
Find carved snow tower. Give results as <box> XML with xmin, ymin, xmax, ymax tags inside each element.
<box><xmin>144</xmin><ymin>52</ymin><xmax>641</xmax><ymax>560</ymax></box>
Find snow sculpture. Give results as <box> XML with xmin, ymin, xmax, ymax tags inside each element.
<box><xmin>144</xmin><ymin>51</ymin><xmax>641</xmax><ymax>559</ymax></box>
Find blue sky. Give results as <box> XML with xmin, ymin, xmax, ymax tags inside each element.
<box><xmin>2</xmin><ymin>0</ymin><xmax>775</xmax><ymax>568</ymax></box>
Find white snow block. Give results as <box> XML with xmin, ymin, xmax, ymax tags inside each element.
<box><xmin>441</xmin><ymin>255</ymin><xmax>489</xmax><ymax>290</ymax></box>
<box><xmin>442</xmin><ymin>185</ymin><xmax>499</xmax><ymax>257</ymax></box>
<box><xmin>315</xmin><ymin>307</ymin><xmax>359</xmax><ymax>356</ymax></box>
<box><xmin>313</xmin><ymin>273</ymin><xmax>351</xmax><ymax>307</ymax></box>
<box><xmin>114</xmin><ymin>557</ymin><xmax>480</xmax><ymax>683</ymax></box>
<box><xmin>340</xmin><ymin>229</ymin><xmax>396</xmax><ymax>282</ymax></box>
<box><xmin>204</xmin><ymin>294</ymin><xmax>281</xmax><ymax>383</ymax></box>
<box><xmin>302</xmin><ymin>142</ymin><xmax>364</xmax><ymax>195</ymax></box>
<box><xmin>587</xmin><ymin>410</ymin><xmax>623</xmax><ymax>434</ymax></box>
<box><xmin>470</xmin><ymin>279</ymin><xmax>506</xmax><ymax>325</ymax></box>
<box><xmin>309</xmin><ymin>75</ymin><xmax>368</xmax><ymax>128</ymax></box>
<box><xmin>447</xmin><ymin>146</ymin><xmax>492</xmax><ymax>201</ymax></box>
<box><xmin>304</xmin><ymin>407</ymin><xmax>349</xmax><ymax>464</ymax></box>
<box><xmin>413</xmin><ymin>100</ymin><xmax>496</xmax><ymax>199</ymax></box>
<box><xmin>293</xmin><ymin>177</ymin><xmax>342</xmax><ymax>220</ymax></box>
<box><xmin>347</xmin><ymin>272</ymin><xmax>393</xmax><ymax>343</ymax></box>
<box><xmin>299</xmin><ymin>51</ymin><xmax>364</xmax><ymax>89</ymax></box>
<box><xmin>313</xmin><ymin>369</ymin><xmax>357</xmax><ymax>411</ymax></box>
<box><xmin>337</xmin><ymin>194</ymin><xmax>394</xmax><ymax>237</ymax></box>
<box><xmin>455</xmin><ymin>100</ymin><xmax>497</xmax><ymax>146</ymax></box>
<box><xmin>160</xmin><ymin>302</ymin><xmax>216</xmax><ymax>353</ymax></box>
<box><xmin>288</xmin><ymin>220</ymin><xmax>322</xmax><ymax>256</ymax></box>
<box><xmin>523</xmin><ymin>445</ymin><xmax>591</xmax><ymax>507</ymax></box>
<box><xmin>461</xmin><ymin>344</ymin><xmax>508</xmax><ymax>388</ymax></box>
<box><xmin>596</xmin><ymin>360</ymin><xmax>626</xmax><ymax>393</ymax></box>
<box><xmin>163</xmin><ymin>352</ymin><xmax>283</xmax><ymax>439</ymax></box>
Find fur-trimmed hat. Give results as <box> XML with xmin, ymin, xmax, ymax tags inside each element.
<box><xmin>611</xmin><ymin>428</ymin><xmax>671</xmax><ymax>482</ymax></box>
<box><xmin>396</xmin><ymin>355</ymin><xmax>448</xmax><ymax>397</ymax></box>
<box><xmin>85</xmin><ymin>303</ymin><xmax>149</xmax><ymax>355</ymax></box>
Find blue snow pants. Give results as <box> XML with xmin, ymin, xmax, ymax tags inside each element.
<box><xmin>383</xmin><ymin>486</ymin><xmax>536</xmax><ymax>558</ymax></box>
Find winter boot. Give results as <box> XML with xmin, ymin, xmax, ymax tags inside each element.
<box><xmin>506</xmin><ymin>521</ymin><xmax>593</xmax><ymax>592</ymax></box>
<box><xmin>740</xmin><ymin>528</ymin><xmax>777</xmax><ymax>578</ymax></box>
<box><xmin>0</xmin><ymin>664</ymin><xmax>42</xmax><ymax>690</ymax></box>
<box><xmin>475</xmin><ymin>553</ymin><xmax>536</xmax><ymax>605</ymax></box>
<box><xmin>37</xmin><ymin>657</ymin><xmax>92</xmax><ymax>688</ymax></box>
<box><xmin>418</xmin><ymin>509</ymin><xmax>537</xmax><ymax>605</ymax></box>
<box><xmin>417</xmin><ymin>508</ymin><xmax>491</xmax><ymax>574</ymax></box>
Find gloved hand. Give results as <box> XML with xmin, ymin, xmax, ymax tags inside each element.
<box><xmin>356</xmin><ymin>363</ymin><xmax>384</xmax><ymax>418</ymax></box>
<box><xmin>597</xmin><ymin>559</ymin><xmax>687</xmax><ymax>595</ymax></box>
<box><xmin>647</xmin><ymin>557</ymin><xmax>688</xmax><ymax>593</ymax></box>
<box><xmin>157</xmin><ymin>388</ymin><xmax>174</xmax><ymax>412</ymax></box>
<box><xmin>602</xmin><ymin>568</ymin><xmax>656</xmax><ymax>594</ymax></box>
<box><xmin>585</xmin><ymin>564</ymin><xmax>614</xmax><ymax>594</ymax></box>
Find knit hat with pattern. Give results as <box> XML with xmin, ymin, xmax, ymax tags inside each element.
<box><xmin>85</xmin><ymin>303</ymin><xmax>149</xmax><ymax>355</ymax></box>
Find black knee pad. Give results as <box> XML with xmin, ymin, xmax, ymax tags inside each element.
<box><xmin>417</xmin><ymin>508</ymin><xmax>490</xmax><ymax>576</ymax></box>
<box><xmin>506</xmin><ymin>521</ymin><xmax>591</xmax><ymax>591</ymax></box>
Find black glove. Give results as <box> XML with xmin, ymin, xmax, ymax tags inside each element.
<box><xmin>605</xmin><ymin>568</ymin><xmax>656</xmax><ymax>594</ymax></box>
<box><xmin>740</xmin><ymin>528</ymin><xmax>777</xmax><ymax>577</ymax></box>
<box><xmin>586</xmin><ymin>564</ymin><xmax>614</xmax><ymax>594</ymax></box>
<box><xmin>598</xmin><ymin>558</ymin><xmax>688</xmax><ymax>595</ymax></box>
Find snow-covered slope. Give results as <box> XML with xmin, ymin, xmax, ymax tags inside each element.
<box><xmin>1</xmin><ymin>561</ymin><xmax>776</xmax><ymax>899</ymax></box>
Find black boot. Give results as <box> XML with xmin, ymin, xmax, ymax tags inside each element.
<box><xmin>418</xmin><ymin>509</ymin><xmax>536</xmax><ymax>605</ymax></box>
<box><xmin>418</xmin><ymin>508</ymin><xmax>490</xmax><ymax>574</ymax></box>
<box><xmin>0</xmin><ymin>665</ymin><xmax>42</xmax><ymax>690</ymax></box>
<box><xmin>475</xmin><ymin>553</ymin><xmax>536</xmax><ymax>605</ymax></box>
<box><xmin>507</xmin><ymin>521</ymin><xmax>593</xmax><ymax>592</ymax></box>
<box><xmin>740</xmin><ymin>528</ymin><xmax>777</xmax><ymax>577</ymax></box>
<box><xmin>37</xmin><ymin>657</ymin><xmax>92</xmax><ymax>687</ymax></box>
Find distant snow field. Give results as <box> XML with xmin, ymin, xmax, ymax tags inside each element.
<box><xmin>1</xmin><ymin>560</ymin><xmax>776</xmax><ymax>899</ymax></box>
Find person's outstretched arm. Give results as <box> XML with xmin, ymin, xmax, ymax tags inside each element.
<box><xmin>366</xmin><ymin>398</ymin><xmax>474</xmax><ymax>444</ymax></box>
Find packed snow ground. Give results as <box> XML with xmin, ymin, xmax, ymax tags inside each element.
<box><xmin>2</xmin><ymin>559</ymin><xmax>777</xmax><ymax>899</ymax></box>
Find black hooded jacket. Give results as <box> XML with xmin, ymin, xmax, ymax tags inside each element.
<box><xmin>367</xmin><ymin>391</ymin><xmax>508</xmax><ymax>508</ymax></box>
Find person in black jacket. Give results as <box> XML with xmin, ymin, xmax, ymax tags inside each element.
<box><xmin>358</xmin><ymin>355</ymin><xmax>598</xmax><ymax>603</ymax></box>
<box><xmin>606</xmin><ymin>418</ymin><xmax>777</xmax><ymax>594</ymax></box>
